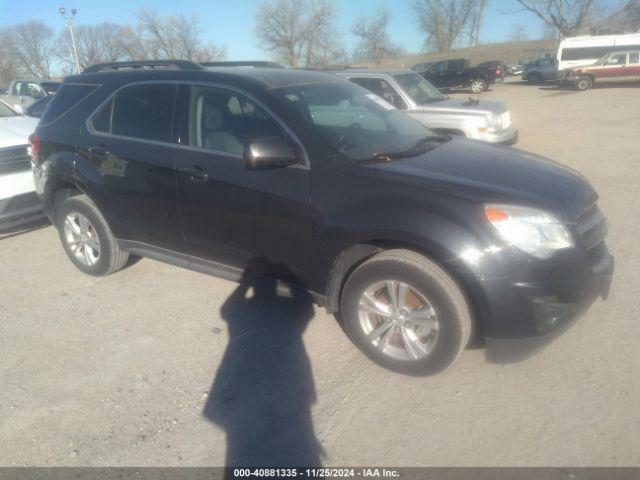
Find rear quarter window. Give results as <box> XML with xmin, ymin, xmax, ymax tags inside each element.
<box><xmin>40</xmin><ymin>83</ymin><xmax>98</xmax><ymax>124</ymax></box>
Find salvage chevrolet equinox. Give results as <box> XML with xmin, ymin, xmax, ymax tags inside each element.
<box><xmin>31</xmin><ymin>61</ymin><xmax>614</xmax><ymax>375</ymax></box>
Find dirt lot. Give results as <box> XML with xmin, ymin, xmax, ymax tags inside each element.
<box><xmin>1</xmin><ymin>80</ymin><xmax>639</xmax><ymax>467</ymax></box>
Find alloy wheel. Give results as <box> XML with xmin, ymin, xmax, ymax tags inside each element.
<box><xmin>63</xmin><ymin>212</ymin><xmax>101</xmax><ymax>266</ymax></box>
<box><xmin>471</xmin><ymin>80</ymin><xmax>484</xmax><ymax>93</ymax></box>
<box><xmin>357</xmin><ymin>280</ymin><xmax>439</xmax><ymax>361</ymax></box>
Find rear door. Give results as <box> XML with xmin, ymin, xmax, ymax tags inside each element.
<box><xmin>84</xmin><ymin>83</ymin><xmax>183</xmax><ymax>251</ymax></box>
<box><xmin>174</xmin><ymin>84</ymin><xmax>312</xmax><ymax>276</ymax></box>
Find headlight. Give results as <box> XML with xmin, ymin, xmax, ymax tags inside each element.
<box><xmin>489</xmin><ymin>112</ymin><xmax>510</xmax><ymax>130</ymax></box>
<box><xmin>484</xmin><ymin>204</ymin><xmax>573</xmax><ymax>259</ymax></box>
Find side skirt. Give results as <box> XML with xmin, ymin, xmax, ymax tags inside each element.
<box><xmin>117</xmin><ymin>239</ymin><xmax>328</xmax><ymax>307</ymax></box>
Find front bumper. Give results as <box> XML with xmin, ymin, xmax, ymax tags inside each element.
<box><xmin>477</xmin><ymin>244</ymin><xmax>614</xmax><ymax>363</ymax></box>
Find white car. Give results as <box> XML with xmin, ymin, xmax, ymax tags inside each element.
<box><xmin>0</xmin><ymin>100</ymin><xmax>42</xmax><ymax>230</ymax></box>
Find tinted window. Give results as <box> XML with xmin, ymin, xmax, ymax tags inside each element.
<box><xmin>630</xmin><ymin>52</ymin><xmax>639</xmax><ymax>64</ymax></box>
<box><xmin>40</xmin><ymin>84</ymin><xmax>98</xmax><ymax>124</ymax></box>
<box><xmin>25</xmin><ymin>96</ymin><xmax>52</xmax><ymax>118</ymax></box>
<box><xmin>111</xmin><ymin>84</ymin><xmax>177</xmax><ymax>143</ymax></box>
<box><xmin>188</xmin><ymin>86</ymin><xmax>288</xmax><ymax>155</ymax></box>
<box><xmin>91</xmin><ymin>98</ymin><xmax>113</xmax><ymax>133</ymax></box>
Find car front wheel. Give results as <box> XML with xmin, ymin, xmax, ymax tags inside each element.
<box><xmin>340</xmin><ymin>250</ymin><xmax>472</xmax><ymax>375</ymax></box>
<box><xmin>57</xmin><ymin>194</ymin><xmax>129</xmax><ymax>276</ymax></box>
<box><xmin>575</xmin><ymin>76</ymin><xmax>593</xmax><ymax>91</ymax></box>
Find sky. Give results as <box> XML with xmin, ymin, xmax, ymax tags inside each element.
<box><xmin>0</xmin><ymin>0</ymin><xmax>621</xmax><ymax>60</ymax></box>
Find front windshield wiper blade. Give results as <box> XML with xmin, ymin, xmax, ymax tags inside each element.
<box><xmin>377</xmin><ymin>134</ymin><xmax>449</xmax><ymax>158</ymax></box>
<box><xmin>353</xmin><ymin>134</ymin><xmax>450</xmax><ymax>165</ymax></box>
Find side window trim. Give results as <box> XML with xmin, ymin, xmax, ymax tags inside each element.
<box><xmin>86</xmin><ymin>80</ymin><xmax>310</xmax><ymax>168</ymax></box>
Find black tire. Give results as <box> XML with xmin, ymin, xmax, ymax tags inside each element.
<box><xmin>575</xmin><ymin>76</ymin><xmax>592</xmax><ymax>91</ymax></box>
<box><xmin>470</xmin><ymin>78</ymin><xmax>487</xmax><ymax>94</ymax></box>
<box><xmin>527</xmin><ymin>72</ymin><xmax>543</xmax><ymax>84</ymax></box>
<box><xmin>56</xmin><ymin>194</ymin><xmax>129</xmax><ymax>276</ymax></box>
<box><xmin>340</xmin><ymin>249</ymin><xmax>472</xmax><ymax>376</ymax></box>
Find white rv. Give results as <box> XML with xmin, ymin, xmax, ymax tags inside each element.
<box><xmin>557</xmin><ymin>33</ymin><xmax>640</xmax><ymax>72</ymax></box>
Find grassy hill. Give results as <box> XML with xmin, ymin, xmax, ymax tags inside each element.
<box><xmin>356</xmin><ymin>38</ymin><xmax>559</xmax><ymax>68</ymax></box>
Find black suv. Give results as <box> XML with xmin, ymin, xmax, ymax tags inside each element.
<box><xmin>412</xmin><ymin>58</ymin><xmax>496</xmax><ymax>93</ymax></box>
<box><xmin>32</xmin><ymin>61</ymin><xmax>613</xmax><ymax>375</ymax></box>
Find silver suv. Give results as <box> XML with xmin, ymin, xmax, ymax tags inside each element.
<box><xmin>334</xmin><ymin>69</ymin><xmax>517</xmax><ymax>144</ymax></box>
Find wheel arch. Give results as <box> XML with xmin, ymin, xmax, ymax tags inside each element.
<box><xmin>324</xmin><ymin>238</ymin><xmax>489</xmax><ymax>340</ymax></box>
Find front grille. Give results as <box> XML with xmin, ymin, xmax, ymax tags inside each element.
<box><xmin>0</xmin><ymin>145</ymin><xmax>31</xmax><ymax>175</ymax></box>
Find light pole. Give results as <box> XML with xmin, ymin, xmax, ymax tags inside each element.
<box><xmin>59</xmin><ymin>7</ymin><xmax>81</xmax><ymax>74</ymax></box>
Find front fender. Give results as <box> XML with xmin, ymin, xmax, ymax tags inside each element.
<box><xmin>316</xmin><ymin>197</ymin><xmax>520</xmax><ymax>315</ymax></box>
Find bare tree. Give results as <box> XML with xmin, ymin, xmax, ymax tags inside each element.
<box><xmin>133</xmin><ymin>8</ymin><xmax>226</xmax><ymax>62</ymax></box>
<box><xmin>5</xmin><ymin>21</ymin><xmax>55</xmax><ymax>78</ymax></box>
<box><xmin>56</xmin><ymin>23</ymin><xmax>125</xmax><ymax>72</ymax></box>
<box><xmin>412</xmin><ymin>0</ymin><xmax>483</xmax><ymax>53</ymax></box>
<box><xmin>467</xmin><ymin>0</ymin><xmax>488</xmax><ymax>46</ymax></box>
<box><xmin>254</xmin><ymin>0</ymin><xmax>343</xmax><ymax>67</ymax></box>
<box><xmin>352</xmin><ymin>9</ymin><xmax>403</xmax><ymax>63</ymax></box>
<box><xmin>602</xmin><ymin>0</ymin><xmax>640</xmax><ymax>33</ymax></box>
<box><xmin>516</xmin><ymin>0</ymin><xmax>597</xmax><ymax>36</ymax></box>
<box><xmin>0</xmin><ymin>29</ymin><xmax>19</xmax><ymax>86</ymax></box>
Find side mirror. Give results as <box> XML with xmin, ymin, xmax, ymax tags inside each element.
<box><xmin>243</xmin><ymin>137</ymin><xmax>300</xmax><ymax>170</ymax></box>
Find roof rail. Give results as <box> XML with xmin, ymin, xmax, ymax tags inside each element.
<box><xmin>201</xmin><ymin>61</ymin><xmax>285</xmax><ymax>68</ymax></box>
<box><xmin>82</xmin><ymin>60</ymin><xmax>204</xmax><ymax>73</ymax></box>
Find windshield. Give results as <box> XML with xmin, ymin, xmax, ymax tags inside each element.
<box><xmin>272</xmin><ymin>81</ymin><xmax>436</xmax><ymax>161</ymax></box>
<box><xmin>393</xmin><ymin>73</ymin><xmax>445</xmax><ymax>104</ymax></box>
<box><xmin>0</xmin><ymin>101</ymin><xmax>18</xmax><ymax>117</ymax></box>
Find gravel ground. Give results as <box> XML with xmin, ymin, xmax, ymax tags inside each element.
<box><xmin>1</xmin><ymin>80</ymin><xmax>639</xmax><ymax>467</ymax></box>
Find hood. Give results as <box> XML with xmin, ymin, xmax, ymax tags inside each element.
<box><xmin>415</xmin><ymin>97</ymin><xmax>506</xmax><ymax>116</ymax></box>
<box><xmin>373</xmin><ymin>137</ymin><xmax>596</xmax><ymax>220</ymax></box>
<box><xmin>0</xmin><ymin>116</ymin><xmax>39</xmax><ymax>149</ymax></box>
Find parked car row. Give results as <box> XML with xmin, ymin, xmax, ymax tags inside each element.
<box><xmin>25</xmin><ymin>60</ymin><xmax>612</xmax><ymax>375</ymax></box>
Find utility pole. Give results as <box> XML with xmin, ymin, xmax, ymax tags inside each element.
<box><xmin>59</xmin><ymin>7</ymin><xmax>81</xmax><ymax>74</ymax></box>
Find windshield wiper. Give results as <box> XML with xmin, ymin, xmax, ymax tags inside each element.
<box><xmin>353</xmin><ymin>134</ymin><xmax>450</xmax><ymax>165</ymax></box>
<box><xmin>373</xmin><ymin>134</ymin><xmax>450</xmax><ymax>160</ymax></box>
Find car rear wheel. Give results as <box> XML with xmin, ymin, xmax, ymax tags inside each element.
<box><xmin>57</xmin><ymin>194</ymin><xmax>129</xmax><ymax>276</ymax></box>
<box><xmin>575</xmin><ymin>76</ymin><xmax>592</xmax><ymax>91</ymax></box>
<box><xmin>340</xmin><ymin>249</ymin><xmax>472</xmax><ymax>375</ymax></box>
<box><xmin>470</xmin><ymin>78</ymin><xmax>487</xmax><ymax>94</ymax></box>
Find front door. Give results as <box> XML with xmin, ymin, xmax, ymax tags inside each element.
<box><xmin>426</xmin><ymin>61</ymin><xmax>449</xmax><ymax>88</ymax></box>
<box><xmin>174</xmin><ymin>85</ymin><xmax>312</xmax><ymax>277</ymax></box>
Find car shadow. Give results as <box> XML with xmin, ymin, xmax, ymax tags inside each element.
<box><xmin>203</xmin><ymin>259</ymin><xmax>324</xmax><ymax>468</ymax></box>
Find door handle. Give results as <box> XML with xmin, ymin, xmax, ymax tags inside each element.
<box><xmin>180</xmin><ymin>166</ymin><xmax>208</xmax><ymax>182</ymax></box>
<box><xmin>89</xmin><ymin>146</ymin><xmax>109</xmax><ymax>157</ymax></box>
